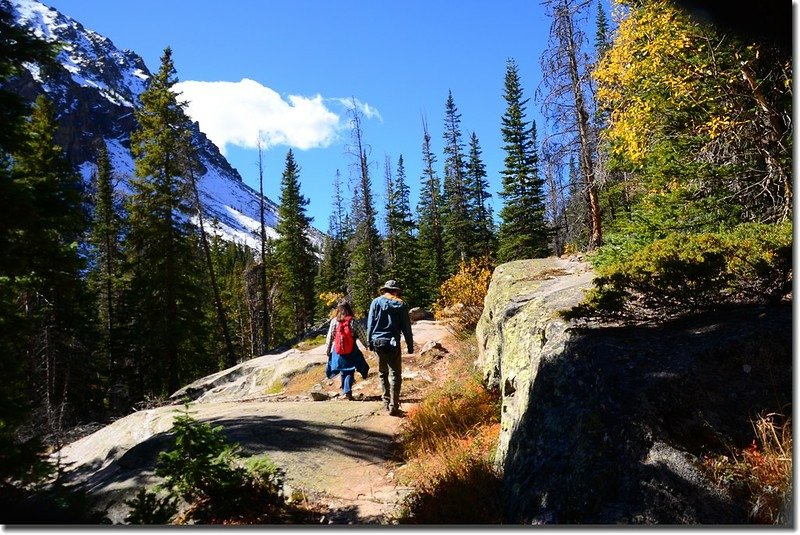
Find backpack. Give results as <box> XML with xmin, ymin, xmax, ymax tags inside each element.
<box><xmin>334</xmin><ymin>316</ymin><xmax>354</xmax><ymax>355</ymax></box>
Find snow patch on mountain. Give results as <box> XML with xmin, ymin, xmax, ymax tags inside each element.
<box><xmin>8</xmin><ymin>0</ymin><xmax>322</xmax><ymax>252</ymax></box>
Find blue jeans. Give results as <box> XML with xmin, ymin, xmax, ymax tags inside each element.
<box><xmin>341</xmin><ymin>369</ymin><xmax>355</xmax><ymax>394</ymax></box>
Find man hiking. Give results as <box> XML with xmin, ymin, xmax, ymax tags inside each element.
<box><xmin>367</xmin><ymin>280</ymin><xmax>414</xmax><ymax>416</ymax></box>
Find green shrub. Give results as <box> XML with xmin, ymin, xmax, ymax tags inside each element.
<box><xmin>128</xmin><ymin>406</ymin><xmax>290</xmax><ymax>524</ymax></box>
<box><xmin>572</xmin><ymin>222</ymin><xmax>791</xmax><ymax>317</ymax></box>
<box><xmin>124</xmin><ymin>488</ymin><xmax>176</xmax><ymax>525</ymax></box>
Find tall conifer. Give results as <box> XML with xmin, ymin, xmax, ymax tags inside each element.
<box><xmin>441</xmin><ymin>91</ymin><xmax>475</xmax><ymax>270</ymax></box>
<box><xmin>391</xmin><ymin>155</ymin><xmax>422</xmax><ymax>307</ymax></box>
<box><xmin>346</xmin><ymin>104</ymin><xmax>382</xmax><ymax>315</ymax></box>
<box><xmin>466</xmin><ymin>132</ymin><xmax>496</xmax><ymax>259</ymax></box>
<box><xmin>416</xmin><ymin>120</ymin><xmax>447</xmax><ymax>305</ymax></box>
<box><xmin>0</xmin><ymin>8</ymin><xmax>60</xmax><ymax>483</ymax></box>
<box><xmin>498</xmin><ymin>59</ymin><xmax>550</xmax><ymax>262</ymax></box>
<box><xmin>274</xmin><ymin>149</ymin><xmax>317</xmax><ymax>340</ymax></box>
<box><xmin>383</xmin><ymin>155</ymin><xmax>421</xmax><ymax>306</ymax></box>
<box><xmin>316</xmin><ymin>169</ymin><xmax>350</xmax><ymax>301</ymax></box>
<box><xmin>88</xmin><ymin>140</ymin><xmax>126</xmax><ymax>406</ymax></box>
<box><xmin>126</xmin><ymin>47</ymin><xmax>212</xmax><ymax>398</ymax></box>
<box><xmin>14</xmin><ymin>95</ymin><xmax>94</xmax><ymax>422</ymax></box>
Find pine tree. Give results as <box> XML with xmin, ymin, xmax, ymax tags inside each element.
<box><xmin>441</xmin><ymin>90</ymin><xmax>475</xmax><ymax>270</ymax></box>
<box><xmin>382</xmin><ymin>155</ymin><xmax>400</xmax><ymax>276</ymax></box>
<box><xmin>274</xmin><ymin>149</ymin><xmax>317</xmax><ymax>340</ymax></box>
<box><xmin>595</xmin><ymin>0</ymin><xmax>611</xmax><ymax>61</ymax></box>
<box><xmin>255</xmin><ymin>137</ymin><xmax>272</xmax><ymax>354</ymax></box>
<box><xmin>88</xmin><ymin>140</ymin><xmax>127</xmax><ymax>409</ymax></box>
<box><xmin>125</xmin><ymin>47</ymin><xmax>213</xmax><ymax>399</ymax></box>
<box><xmin>316</xmin><ymin>169</ymin><xmax>350</xmax><ymax>303</ymax></box>
<box><xmin>0</xmin><ymin>6</ymin><xmax>61</xmax><ymax>485</ymax></box>
<box><xmin>13</xmin><ymin>95</ymin><xmax>95</xmax><ymax>424</ymax></box>
<box><xmin>210</xmin><ymin>231</ymin><xmax>259</xmax><ymax>363</ymax></box>
<box><xmin>416</xmin><ymin>119</ymin><xmax>447</xmax><ymax>306</ymax></box>
<box><xmin>466</xmin><ymin>132</ymin><xmax>496</xmax><ymax>259</ymax></box>
<box><xmin>498</xmin><ymin>59</ymin><xmax>550</xmax><ymax>262</ymax></box>
<box><xmin>383</xmin><ymin>155</ymin><xmax>422</xmax><ymax>307</ymax></box>
<box><xmin>346</xmin><ymin>104</ymin><xmax>382</xmax><ymax>316</ymax></box>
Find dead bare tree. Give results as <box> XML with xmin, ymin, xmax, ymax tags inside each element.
<box><xmin>256</xmin><ymin>136</ymin><xmax>271</xmax><ymax>354</ymax></box>
<box><xmin>541</xmin><ymin>0</ymin><xmax>602</xmax><ymax>249</ymax></box>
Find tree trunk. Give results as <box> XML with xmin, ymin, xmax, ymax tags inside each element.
<box><xmin>560</xmin><ymin>0</ymin><xmax>602</xmax><ymax>249</ymax></box>
<box><xmin>188</xmin><ymin>165</ymin><xmax>236</xmax><ymax>368</ymax></box>
<box><xmin>741</xmin><ymin>59</ymin><xmax>792</xmax><ymax>219</ymax></box>
<box><xmin>257</xmin><ymin>138</ymin><xmax>270</xmax><ymax>354</ymax></box>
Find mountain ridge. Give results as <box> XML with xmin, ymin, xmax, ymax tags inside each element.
<box><xmin>5</xmin><ymin>0</ymin><xmax>324</xmax><ymax>250</ymax></box>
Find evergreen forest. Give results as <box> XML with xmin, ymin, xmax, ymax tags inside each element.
<box><xmin>0</xmin><ymin>0</ymin><xmax>791</xmax><ymax>519</ymax></box>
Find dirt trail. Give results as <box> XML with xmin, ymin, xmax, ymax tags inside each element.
<box><xmin>56</xmin><ymin>321</ymin><xmax>453</xmax><ymax>524</ymax></box>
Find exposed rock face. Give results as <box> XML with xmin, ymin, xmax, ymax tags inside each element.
<box><xmin>169</xmin><ymin>345</ymin><xmax>329</xmax><ymax>404</ymax></box>
<box><xmin>54</xmin><ymin>320</ymin><xmax>451</xmax><ymax>523</ymax></box>
<box><xmin>409</xmin><ymin>307</ymin><xmax>434</xmax><ymax>323</ymax></box>
<box><xmin>476</xmin><ymin>257</ymin><xmax>792</xmax><ymax>524</ymax></box>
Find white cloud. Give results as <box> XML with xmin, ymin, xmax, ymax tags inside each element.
<box><xmin>173</xmin><ymin>78</ymin><xmax>346</xmax><ymax>154</ymax></box>
<box><xmin>331</xmin><ymin>97</ymin><xmax>384</xmax><ymax>122</ymax></box>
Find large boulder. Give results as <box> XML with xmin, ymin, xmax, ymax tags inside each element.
<box><xmin>476</xmin><ymin>257</ymin><xmax>792</xmax><ymax>524</ymax></box>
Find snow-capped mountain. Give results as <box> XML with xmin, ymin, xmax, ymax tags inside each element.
<box><xmin>5</xmin><ymin>0</ymin><xmax>323</xmax><ymax>250</ymax></box>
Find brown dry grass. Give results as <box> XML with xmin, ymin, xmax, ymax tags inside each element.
<box><xmin>702</xmin><ymin>412</ymin><xmax>792</xmax><ymax>524</ymax></box>
<box><xmin>395</xmin><ymin>335</ymin><xmax>504</xmax><ymax>524</ymax></box>
<box><xmin>281</xmin><ymin>363</ymin><xmax>328</xmax><ymax>396</ymax></box>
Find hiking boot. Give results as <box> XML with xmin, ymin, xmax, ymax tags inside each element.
<box><xmin>344</xmin><ymin>392</ymin><xmax>353</xmax><ymax>401</ymax></box>
<box><xmin>389</xmin><ymin>408</ymin><xmax>404</xmax><ymax>417</ymax></box>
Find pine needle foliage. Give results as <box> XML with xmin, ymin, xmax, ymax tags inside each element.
<box><xmin>274</xmin><ymin>149</ymin><xmax>317</xmax><ymax>341</ymax></box>
<box><xmin>127</xmin><ymin>406</ymin><xmax>290</xmax><ymax>524</ymax></box>
<box><xmin>416</xmin><ymin>123</ymin><xmax>448</xmax><ymax>307</ymax></box>
<box><xmin>125</xmin><ymin>47</ymin><xmax>213</xmax><ymax>398</ymax></box>
<box><xmin>498</xmin><ymin>59</ymin><xmax>550</xmax><ymax>262</ymax></box>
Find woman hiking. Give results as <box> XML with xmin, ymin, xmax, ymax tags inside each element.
<box><xmin>324</xmin><ymin>300</ymin><xmax>370</xmax><ymax>400</ymax></box>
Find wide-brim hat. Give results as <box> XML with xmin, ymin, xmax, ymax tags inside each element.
<box><xmin>380</xmin><ymin>279</ymin><xmax>402</xmax><ymax>293</ymax></box>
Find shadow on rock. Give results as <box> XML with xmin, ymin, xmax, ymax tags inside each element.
<box><xmin>203</xmin><ymin>414</ymin><xmax>395</xmax><ymax>463</ymax></box>
<box><xmin>502</xmin><ymin>304</ymin><xmax>791</xmax><ymax>524</ymax></box>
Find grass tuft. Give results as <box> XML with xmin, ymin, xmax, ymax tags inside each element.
<box><xmin>395</xmin><ymin>336</ymin><xmax>503</xmax><ymax>524</ymax></box>
<box><xmin>702</xmin><ymin>412</ymin><xmax>792</xmax><ymax>524</ymax></box>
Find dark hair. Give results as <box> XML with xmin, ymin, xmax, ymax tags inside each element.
<box><xmin>336</xmin><ymin>300</ymin><xmax>354</xmax><ymax>321</ymax></box>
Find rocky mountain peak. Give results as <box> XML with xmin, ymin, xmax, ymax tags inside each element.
<box><xmin>5</xmin><ymin>0</ymin><xmax>324</xmax><ymax>250</ymax></box>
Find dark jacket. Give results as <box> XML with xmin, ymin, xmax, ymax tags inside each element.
<box><xmin>366</xmin><ymin>294</ymin><xmax>414</xmax><ymax>353</ymax></box>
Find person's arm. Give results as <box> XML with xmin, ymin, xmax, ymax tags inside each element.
<box><xmin>366</xmin><ymin>301</ymin><xmax>376</xmax><ymax>350</ymax></box>
<box><xmin>354</xmin><ymin>319</ymin><xmax>369</xmax><ymax>351</ymax></box>
<box><xmin>401</xmin><ymin>305</ymin><xmax>414</xmax><ymax>354</ymax></box>
<box><xmin>324</xmin><ymin>319</ymin><xmax>335</xmax><ymax>356</ymax></box>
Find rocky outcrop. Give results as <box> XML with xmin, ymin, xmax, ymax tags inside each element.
<box><xmin>53</xmin><ymin>320</ymin><xmax>452</xmax><ymax>523</ymax></box>
<box><xmin>169</xmin><ymin>346</ymin><xmax>329</xmax><ymax>404</ymax></box>
<box><xmin>476</xmin><ymin>257</ymin><xmax>792</xmax><ymax>524</ymax></box>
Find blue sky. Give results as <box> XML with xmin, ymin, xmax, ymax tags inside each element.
<box><xmin>44</xmin><ymin>0</ymin><xmax>605</xmax><ymax>232</ymax></box>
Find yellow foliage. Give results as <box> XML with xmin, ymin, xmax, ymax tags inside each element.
<box><xmin>432</xmin><ymin>259</ymin><xmax>493</xmax><ymax>332</ymax></box>
<box><xmin>318</xmin><ymin>291</ymin><xmax>345</xmax><ymax>318</ymax></box>
<box><xmin>594</xmin><ymin>0</ymin><xmax>742</xmax><ymax>164</ymax></box>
